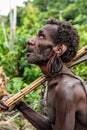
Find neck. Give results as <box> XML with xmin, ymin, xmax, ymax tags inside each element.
<box><xmin>39</xmin><ymin>55</ymin><xmax>69</xmax><ymax>78</ymax></box>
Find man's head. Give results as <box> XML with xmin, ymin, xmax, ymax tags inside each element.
<box><xmin>26</xmin><ymin>18</ymin><xmax>79</xmax><ymax>66</ymax></box>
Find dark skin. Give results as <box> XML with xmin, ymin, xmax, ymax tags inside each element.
<box><xmin>0</xmin><ymin>24</ymin><xmax>87</xmax><ymax>130</ymax></box>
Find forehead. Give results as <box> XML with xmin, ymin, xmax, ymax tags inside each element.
<box><xmin>39</xmin><ymin>24</ymin><xmax>58</xmax><ymax>35</ymax></box>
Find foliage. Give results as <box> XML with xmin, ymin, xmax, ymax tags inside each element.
<box><xmin>72</xmin><ymin>24</ymin><xmax>87</xmax><ymax>80</ymax></box>
<box><xmin>63</xmin><ymin>4</ymin><xmax>79</xmax><ymax>20</ymax></box>
<box><xmin>0</xmin><ymin>0</ymin><xmax>87</xmax><ymax>107</ymax></box>
<box><xmin>32</xmin><ymin>0</ymin><xmax>73</xmax><ymax>12</ymax></box>
<box><xmin>0</xmin><ymin>0</ymin><xmax>87</xmax><ymax>116</ymax></box>
<box><xmin>0</xmin><ymin>1</ymin><xmax>87</xmax><ymax>129</ymax></box>
<box><xmin>0</xmin><ymin>3</ymin><xmax>42</xmax><ymax>111</ymax></box>
<box><xmin>75</xmin><ymin>0</ymin><xmax>87</xmax><ymax>15</ymax></box>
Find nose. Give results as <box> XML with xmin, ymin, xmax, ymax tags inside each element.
<box><xmin>27</xmin><ymin>38</ymin><xmax>35</xmax><ymax>45</ymax></box>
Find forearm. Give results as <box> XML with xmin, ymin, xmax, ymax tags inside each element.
<box><xmin>17</xmin><ymin>101</ymin><xmax>52</xmax><ymax>130</ymax></box>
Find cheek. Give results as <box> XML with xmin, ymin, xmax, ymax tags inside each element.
<box><xmin>38</xmin><ymin>44</ymin><xmax>53</xmax><ymax>54</ymax></box>
<box><xmin>44</xmin><ymin>48</ymin><xmax>52</xmax><ymax>54</ymax></box>
<box><xmin>42</xmin><ymin>48</ymin><xmax>53</xmax><ymax>59</ymax></box>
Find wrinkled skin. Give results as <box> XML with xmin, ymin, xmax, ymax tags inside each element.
<box><xmin>26</xmin><ymin>25</ymin><xmax>56</xmax><ymax>65</ymax></box>
<box><xmin>0</xmin><ymin>24</ymin><xmax>87</xmax><ymax>130</ymax></box>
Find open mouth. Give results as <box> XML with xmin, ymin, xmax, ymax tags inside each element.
<box><xmin>26</xmin><ymin>52</ymin><xmax>32</xmax><ymax>59</ymax></box>
<box><xmin>26</xmin><ymin>48</ymin><xmax>33</xmax><ymax>57</ymax></box>
<box><xmin>26</xmin><ymin>53</ymin><xmax>29</xmax><ymax>58</ymax></box>
<box><xmin>27</xmin><ymin>50</ymin><xmax>33</xmax><ymax>56</ymax></box>
<box><xmin>27</xmin><ymin>46</ymin><xmax>33</xmax><ymax>53</ymax></box>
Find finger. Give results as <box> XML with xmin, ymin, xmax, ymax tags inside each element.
<box><xmin>8</xmin><ymin>100</ymin><xmax>21</xmax><ymax>111</ymax></box>
<box><xmin>2</xmin><ymin>95</ymin><xmax>11</xmax><ymax>101</ymax></box>
<box><xmin>8</xmin><ymin>105</ymin><xmax>15</xmax><ymax>111</ymax></box>
<box><xmin>1</xmin><ymin>94</ymin><xmax>13</xmax><ymax>102</ymax></box>
<box><xmin>0</xmin><ymin>105</ymin><xmax>8</xmax><ymax>110</ymax></box>
<box><xmin>0</xmin><ymin>101</ymin><xmax>8</xmax><ymax>110</ymax></box>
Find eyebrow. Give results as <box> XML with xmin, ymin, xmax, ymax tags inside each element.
<box><xmin>37</xmin><ymin>30</ymin><xmax>44</xmax><ymax>35</ymax></box>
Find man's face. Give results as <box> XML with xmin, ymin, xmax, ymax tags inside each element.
<box><xmin>26</xmin><ymin>24</ymin><xmax>57</xmax><ymax>65</ymax></box>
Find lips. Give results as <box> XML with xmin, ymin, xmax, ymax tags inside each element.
<box><xmin>27</xmin><ymin>49</ymin><xmax>33</xmax><ymax>53</ymax></box>
<box><xmin>26</xmin><ymin>47</ymin><xmax>33</xmax><ymax>58</ymax></box>
<box><xmin>26</xmin><ymin>51</ymin><xmax>32</xmax><ymax>57</ymax></box>
<box><xmin>27</xmin><ymin>46</ymin><xmax>34</xmax><ymax>53</ymax></box>
<box><xmin>26</xmin><ymin>52</ymin><xmax>30</xmax><ymax>58</ymax></box>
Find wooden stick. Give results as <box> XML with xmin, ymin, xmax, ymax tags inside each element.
<box><xmin>5</xmin><ymin>75</ymin><xmax>46</xmax><ymax>106</ymax></box>
<box><xmin>3</xmin><ymin>46</ymin><xmax>87</xmax><ymax>107</ymax></box>
<box><xmin>67</xmin><ymin>46</ymin><xmax>87</xmax><ymax>66</ymax></box>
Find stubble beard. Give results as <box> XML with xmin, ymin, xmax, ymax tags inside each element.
<box><xmin>26</xmin><ymin>53</ymin><xmax>49</xmax><ymax>65</ymax></box>
<box><xmin>26</xmin><ymin>46</ymin><xmax>53</xmax><ymax>66</ymax></box>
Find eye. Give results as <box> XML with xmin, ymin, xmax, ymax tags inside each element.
<box><xmin>39</xmin><ymin>35</ymin><xmax>44</xmax><ymax>39</ymax></box>
<box><xmin>37</xmin><ymin>30</ymin><xmax>45</xmax><ymax>39</ymax></box>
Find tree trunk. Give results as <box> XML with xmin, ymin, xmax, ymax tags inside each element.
<box><xmin>9</xmin><ymin>0</ymin><xmax>17</xmax><ymax>51</ymax></box>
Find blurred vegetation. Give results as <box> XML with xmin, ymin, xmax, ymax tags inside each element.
<box><xmin>0</xmin><ymin>0</ymin><xmax>87</xmax><ymax>129</ymax></box>
<box><xmin>0</xmin><ymin>0</ymin><xmax>87</xmax><ymax>119</ymax></box>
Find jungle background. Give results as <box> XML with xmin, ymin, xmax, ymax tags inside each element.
<box><xmin>0</xmin><ymin>0</ymin><xmax>87</xmax><ymax>129</ymax></box>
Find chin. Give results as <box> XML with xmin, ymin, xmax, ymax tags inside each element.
<box><xmin>26</xmin><ymin>55</ymin><xmax>33</xmax><ymax>64</ymax></box>
<box><xmin>26</xmin><ymin>53</ymin><xmax>45</xmax><ymax>65</ymax></box>
<box><xmin>27</xmin><ymin>58</ymin><xmax>34</xmax><ymax>64</ymax></box>
<box><xmin>26</xmin><ymin>57</ymin><xmax>37</xmax><ymax>64</ymax></box>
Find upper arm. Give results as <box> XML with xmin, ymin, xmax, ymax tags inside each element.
<box><xmin>53</xmin><ymin>86</ymin><xmax>76</xmax><ymax>130</ymax></box>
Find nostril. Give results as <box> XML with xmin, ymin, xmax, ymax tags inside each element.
<box><xmin>26</xmin><ymin>40</ymin><xmax>30</xmax><ymax>44</ymax></box>
<box><xmin>26</xmin><ymin>39</ymin><xmax>35</xmax><ymax>45</ymax></box>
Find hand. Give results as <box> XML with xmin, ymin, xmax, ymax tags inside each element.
<box><xmin>0</xmin><ymin>95</ymin><xmax>21</xmax><ymax>111</ymax></box>
<box><xmin>0</xmin><ymin>96</ymin><xmax>9</xmax><ymax>111</ymax></box>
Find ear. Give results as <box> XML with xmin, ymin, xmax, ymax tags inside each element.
<box><xmin>53</xmin><ymin>44</ymin><xmax>67</xmax><ymax>56</ymax></box>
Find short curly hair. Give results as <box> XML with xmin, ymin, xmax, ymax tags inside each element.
<box><xmin>46</xmin><ymin>18</ymin><xmax>79</xmax><ymax>63</ymax></box>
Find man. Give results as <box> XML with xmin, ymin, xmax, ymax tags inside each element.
<box><xmin>0</xmin><ymin>18</ymin><xmax>87</xmax><ymax>130</ymax></box>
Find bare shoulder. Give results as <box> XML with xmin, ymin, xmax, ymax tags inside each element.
<box><xmin>55</xmin><ymin>75</ymin><xmax>86</xmax><ymax>103</ymax></box>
